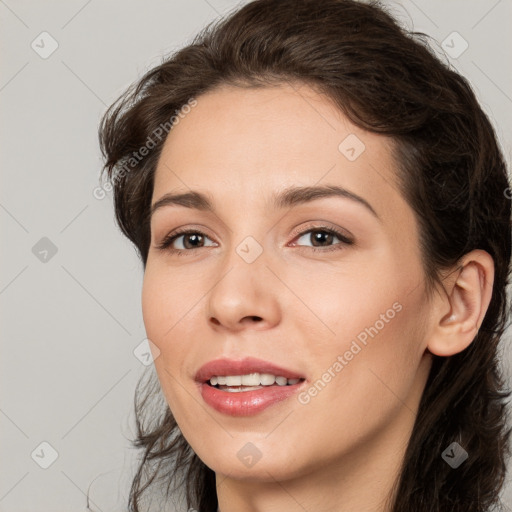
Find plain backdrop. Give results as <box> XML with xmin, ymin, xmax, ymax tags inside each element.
<box><xmin>1</xmin><ymin>0</ymin><xmax>512</xmax><ymax>511</ymax></box>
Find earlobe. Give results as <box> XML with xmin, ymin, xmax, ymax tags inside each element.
<box><xmin>426</xmin><ymin>250</ymin><xmax>494</xmax><ymax>357</ymax></box>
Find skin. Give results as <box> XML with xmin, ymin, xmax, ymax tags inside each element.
<box><xmin>141</xmin><ymin>82</ymin><xmax>494</xmax><ymax>512</ymax></box>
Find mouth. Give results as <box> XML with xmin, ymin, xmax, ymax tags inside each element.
<box><xmin>195</xmin><ymin>357</ymin><xmax>307</xmax><ymax>416</ymax></box>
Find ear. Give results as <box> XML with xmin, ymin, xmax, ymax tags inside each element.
<box><xmin>426</xmin><ymin>249</ymin><xmax>494</xmax><ymax>357</ymax></box>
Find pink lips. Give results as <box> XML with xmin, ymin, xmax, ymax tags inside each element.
<box><xmin>195</xmin><ymin>357</ymin><xmax>307</xmax><ymax>417</ymax></box>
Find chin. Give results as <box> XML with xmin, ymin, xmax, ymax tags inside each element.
<box><xmin>200</xmin><ymin>447</ymin><xmax>307</xmax><ymax>482</ymax></box>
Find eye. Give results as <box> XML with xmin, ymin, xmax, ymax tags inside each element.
<box><xmin>291</xmin><ymin>226</ymin><xmax>354</xmax><ymax>253</ymax></box>
<box><xmin>156</xmin><ymin>229</ymin><xmax>216</xmax><ymax>253</ymax></box>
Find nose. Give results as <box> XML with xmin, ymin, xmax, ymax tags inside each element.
<box><xmin>206</xmin><ymin>251</ymin><xmax>282</xmax><ymax>332</ymax></box>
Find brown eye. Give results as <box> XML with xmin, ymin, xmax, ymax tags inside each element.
<box><xmin>293</xmin><ymin>227</ymin><xmax>353</xmax><ymax>252</ymax></box>
<box><xmin>156</xmin><ymin>230</ymin><xmax>216</xmax><ymax>252</ymax></box>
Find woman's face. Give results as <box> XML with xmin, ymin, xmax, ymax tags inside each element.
<box><xmin>142</xmin><ymin>82</ymin><xmax>434</xmax><ymax>483</ymax></box>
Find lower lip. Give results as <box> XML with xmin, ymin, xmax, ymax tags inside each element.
<box><xmin>199</xmin><ymin>381</ymin><xmax>305</xmax><ymax>416</ymax></box>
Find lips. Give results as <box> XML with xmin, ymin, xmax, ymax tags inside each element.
<box><xmin>195</xmin><ymin>356</ymin><xmax>306</xmax><ymax>383</ymax></box>
<box><xmin>195</xmin><ymin>357</ymin><xmax>307</xmax><ymax>416</ymax></box>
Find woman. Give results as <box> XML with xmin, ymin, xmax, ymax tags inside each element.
<box><xmin>98</xmin><ymin>0</ymin><xmax>512</xmax><ymax>510</ymax></box>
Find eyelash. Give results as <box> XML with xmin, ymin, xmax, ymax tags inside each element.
<box><xmin>155</xmin><ymin>225</ymin><xmax>354</xmax><ymax>256</ymax></box>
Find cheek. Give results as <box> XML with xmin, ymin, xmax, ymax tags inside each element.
<box><xmin>300</xmin><ymin>281</ymin><xmax>427</xmax><ymax>421</ymax></box>
<box><xmin>284</xmin><ymin>261</ymin><xmax>402</xmax><ymax>346</ymax></box>
<box><xmin>141</xmin><ymin>262</ymin><xmax>201</xmax><ymax>341</ymax></box>
<box><xmin>292</xmin><ymin>256</ymin><xmax>427</xmax><ymax>406</ymax></box>
<box><xmin>141</xmin><ymin>267</ymin><xmax>192</xmax><ymax>385</ymax></box>
<box><xmin>141</xmin><ymin>271</ymin><xmax>192</xmax><ymax>419</ymax></box>
<box><xmin>141</xmin><ymin>274</ymin><xmax>166</xmax><ymax>348</ymax></box>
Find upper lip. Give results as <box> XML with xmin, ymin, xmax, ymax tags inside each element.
<box><xmin>195</xmin><ymin>357</ymin><xmax>306</xmax><ymax>383</ymax></box>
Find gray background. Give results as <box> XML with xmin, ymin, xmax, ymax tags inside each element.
<box><xmin>1</xmin><ymin>0</ymin><xmax>511</xmax><ymax>511</ymax></box>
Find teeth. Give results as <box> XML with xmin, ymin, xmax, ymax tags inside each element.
<box><xmin>260</xmin><ymin>373</ymin><xmax>276</xmax><ymax>385</ymax></box>
<box><xmin>225</xmin><ymin>375</ymin><xmax>242</xmax><ymax>386</ymax></box>
<box><xmin>241</xmin><ymin>373</ymin><xmax>260</xmax><ymax>386</ymax></box>
<box><xmin>208</xmin><ymin>373</ymin><xmax>303</xmax><ymax>387</ymax></box>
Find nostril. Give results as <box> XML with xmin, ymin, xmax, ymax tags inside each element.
<box><xmin>209</xmin><ymin>316</ymin><xmax>263</xmax><ymax>326</ymax></box>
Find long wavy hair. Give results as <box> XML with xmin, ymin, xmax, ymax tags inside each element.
<box><xmin>97</xmin><ymin>1</ymin><xmax>512</xmax><ymax>510</ymax></box>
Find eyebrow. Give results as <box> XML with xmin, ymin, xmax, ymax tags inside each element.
<box><xmin>150</xmin><ymin>184</ymin><xmax>380</xmax><ymax>221</ymax></box>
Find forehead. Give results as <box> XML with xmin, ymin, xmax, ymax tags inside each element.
<box><xmin>152</xmin><ymin>82</ymin><xmax>405</xmax><ymax>225</ymax></box>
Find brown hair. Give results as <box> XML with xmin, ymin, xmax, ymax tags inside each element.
<box><xmin>97</xmin><ymin>1</ymin><xmax>512</xmax><ymax>511</ymax></box>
